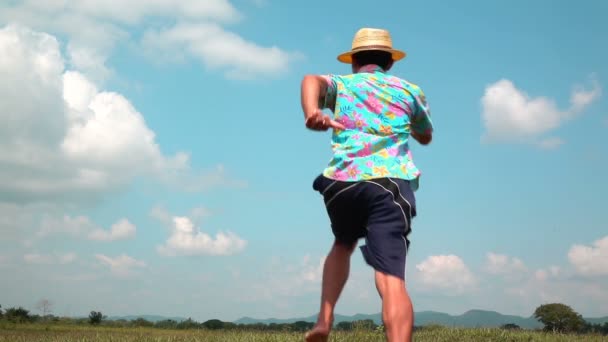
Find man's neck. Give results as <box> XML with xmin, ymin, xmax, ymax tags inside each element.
<box><xmin>355</xmin><ymin>64</ymin><xmax>384</xmax><ymax>74</ymax></box>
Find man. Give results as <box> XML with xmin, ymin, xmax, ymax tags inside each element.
<box><xmin>300</xmin><ymin>28</ymin><xmax>434</xmax><ymax>342</ymax></box>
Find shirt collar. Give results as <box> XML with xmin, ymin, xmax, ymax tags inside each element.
<box><xmin>357</xmin><ymin>64</ymin><xmax>385</xmax><ymax>74</ymax></box>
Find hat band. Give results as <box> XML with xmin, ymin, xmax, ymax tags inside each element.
<box><xmin>351</xmin><ymin>44</ymin><xmax>393</xmax><ymax>52</ymax></box>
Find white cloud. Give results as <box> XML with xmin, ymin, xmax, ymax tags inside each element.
<box><xmin>37</xmin><ymin>215</ymin><xmax>97</xmax><ymax>238</ymax></box>
<box><xmin>37</xmin><ymin>215</ymin><xmax>135</xmax><ymax>242</ymax></box>
<box><xmin>571</xmin><ymin>79</ymin><xmax>602</xmax><ymax>112</ymax></box>
<box><xmin>24</xmin><ymin>252</ymin><xmax>77</xmax><ymax>265</ymax></box>
<box><xmin>0</xmin><ymin>24</ymin><xmax>237</xmax><ymax>204</ymax></box>
<box><xmin>66</xmin><ymin>44</ymin><xmax>112</xmax><ymax>84</ymax></box>
<box><xmin>141</xmin><ymin>22</ymin><xmax>298</xmax><ymax>79</ymax></box>
<box><xmin>504</xmin><ymin>265</ymin><xmax>608</xmax><ymax>317</ymax></box>
<box><xmin>157</xmin><ymin>215</ymin><xmax>246</xmax><ymax>256</ymax></box>
<box><xmin>88</xmin><ymin>219</ymin><xmax>136</xmax><ymax>241</ymax></box>
<box><xmin>0</xmin><ymin>0</ymin><xmax>298</xmax><ymax>80</ymax></box>
<box><xmin>0</xmin><ymin>203</ymin><xmax>56</xmax><ymax>239</ymax></box>
<box><xmin>300</xmin><ymin>254</ymin><xmax>326</xmax><ymax>283</ymax></box>
<box><xmin>484</xmin><ymin>252</ymin><xmax>527</xmax><ymax>277</ymax></box>
<box><xmin>534</xmin><ymin>266</ymin><xmax>560</xmax><ymax>282</ymax></box>
<box><xmin>537</xmin><ymin>137</ymin><xmax>564</xmax><ymax>150</ymax></box>
<box><xmin>239</xmin><ymin>255</ymin><xmax>328</xmax><ymax>303</ymax></box>
<box><xmin>481</xmin><ymin>77</ymin><xmax>601</xmax><ymax>145</ymax></box>
<box><xmin>568</xmin><ymin>235</ymin><xmax>608</xmax><ymax>276</ymax></box>
<box><xmin>162</xmin><ymin>164</ymin><xmax>248</xmax><ymax>193</ymax></box>
<box><xmin>95</xmin><ymin>253</ymin><xmax>146</xmax><ymax>277</ymax></box>
<box><xmin>415</xmin><ymin>255</ymin><xmax>476</xmax><ymax>294</ymax></box>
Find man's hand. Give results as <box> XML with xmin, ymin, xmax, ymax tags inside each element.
<box><xmin>305</xmin><ymin>109</ymin><xmax>345</xmax><ymax>131</ymax></box>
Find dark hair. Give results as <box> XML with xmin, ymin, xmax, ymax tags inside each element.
<box><xmin>352</xmin><ymin>50</ymin><xmax>393</xmax><ymax>70</ymax></box>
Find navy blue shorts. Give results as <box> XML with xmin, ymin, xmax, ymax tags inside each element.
<box><xmin>313</xmin><ymin>174</ymin><xmax>417</xmax><ymax>280</ymax></box>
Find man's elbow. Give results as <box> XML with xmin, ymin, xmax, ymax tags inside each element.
<box><xmin>420</xmin><ymin>134</ymin><xmax>432</xmax><ymax>145</ymax></box>
<box><xmin>414</xmin><ymin>132</ymin><xmax>433</xmax><ymax>145</ymax></box>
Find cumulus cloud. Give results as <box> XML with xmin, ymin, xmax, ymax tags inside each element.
<box><xmin>95</xmin><ymin>254</ymin><xmax>146</xmax><ymax>277</ymax></box>
<box><xmin>156</xmin><ymin>211</ymin><xmax>246</xmax><ymax>256</ymax></box>
<box><xmin>481</xmin><ymin>77</ymin><xmax>601</xmax><ymax>147</ymax></box>
<box><xmin>37</xmin><ymin>215</ymin><xmax>97</xmax><ymax>238</ymax></box>
<box><xmin>300</xmin><ymin>254</ymin><xmax>326</xmax><ymax>283</ymax></box>
<box><xmin>0</xmin><ymin>0</ymin><xmax>298</xmax><ymax>80</ymax></box>
<box><xmin>415</xmin><ymin>255</ymin><xmax>476</xmax><ymax>294</ymax></box>
<box><xmin>0</xmin><ymin>25</ymin><xmax>237</xmax><ymax>204</ymax></box>
<box><xmin>570</xmin><ymin>79</ymin><xmax>602</xmax><ymax>112</ymax></box>
<box><xmin>0</xmin><ymin>203</ymin><xmax>57</xmax><ymax>240</ymax></box>
<box><xmin>141</xmin><ymin>22</ymin><xmax>298</xmax><ymax>79</ymax></box>
<box><xmin>88</xmin><ymin>219</ymin><xmax>136</xmax><ymax>241</ymax></box>
<box><xmin>568</xmin><ymin>235</ymin><xmax>608</xmax><ymax>276</ymax></box>
<box><xmin>24</xmin><ymin>252</ymin><xmax>77</xmax><ymax>265</ymax></box>
<box><xmin>239</xmin><ymin>254</ymin><xmax>329</xmax><ymax>304</ymax></box>
<box><xmin>504</xmin><ymin>264</ymin><xmax>607</xmax><ymax>317</ymax></box>
<box><xmin>37</xmin><ymin>214</ymin><xmax>136</xmax><ymax>242</ymax></box>
<box><xmin>534</xmin><ymin>266</ymin><xmax>561</xmax><ymax>281</ymax></box>
<box><xmin>484</xmin><ymin>252</ymin><xmax>528</xmax><ymax>277</ymax></box>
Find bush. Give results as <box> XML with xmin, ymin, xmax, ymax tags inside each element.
<box><xmin>4</xmin><ymin>307</ymin><xmax>32</xmax><ymax>323</ymax></box>
<box><xmin>89</xmin><ymin>311</ymin><xmax>103</xmax><ymax>325</ymax></box>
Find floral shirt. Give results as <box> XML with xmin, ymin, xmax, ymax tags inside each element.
<box><xmin>320</xmin><ymin>64</ymin><xmax>433</xmax><ymax>191</ymax></box>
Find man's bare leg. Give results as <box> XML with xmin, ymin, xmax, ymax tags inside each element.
<box><xmin>305</xmin><ymin>240</ymin><xmax>357</xmax><ymax>342</ymax></box>
<box><xmin>375</xmin><ymin>271</ymin><xmax>414</xmax><ymax>342</ymax></box>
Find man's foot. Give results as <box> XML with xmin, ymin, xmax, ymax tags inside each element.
<box><xmin>304</xmin><ymin>324</ymin><xmax>330</xmax><ymax>342</ymax></box>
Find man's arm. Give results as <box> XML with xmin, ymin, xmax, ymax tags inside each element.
<box><xmin>300</xmin><ymin>75</ymin><xmax>344</xmax><ymax>131</ymax></box>
<box><xmin>410</xmin><ymin>88</ymin><xmax>434</xmax><ymax>145</ymax></box>
<box><xmin>300</xmin><ymin>75</ymin><xmax>328</xmax><ymax>119</ymax></box>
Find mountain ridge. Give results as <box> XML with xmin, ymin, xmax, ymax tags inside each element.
<box><xmin>234</xmin><ymin>309</ymin><xmax>608</xmax><ymax>329</ymax></box>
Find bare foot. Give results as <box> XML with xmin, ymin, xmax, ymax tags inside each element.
<box><xmin>304</xmin><ymin>324</ymin><xmax>330</xmax><ymax>342</ymax></box>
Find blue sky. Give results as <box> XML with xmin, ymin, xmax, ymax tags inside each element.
<box><xmin>1</xmin><ymin>0</ymin><xmax>607</xmax><ymax>322</ymax></box>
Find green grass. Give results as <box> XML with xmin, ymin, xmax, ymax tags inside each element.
<box><xmin>0</xmin><ymin>324</ymin><xmax>606</xmax><ymax>341</ymax></box>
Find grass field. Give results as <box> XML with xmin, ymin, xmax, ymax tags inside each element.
<box><xmin>1</xmin><ymin>324</ymin><xmax>607</xmax><ymax>342</ymax></box>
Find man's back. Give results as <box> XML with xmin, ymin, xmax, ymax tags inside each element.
<box><xmin>321</xmin><ymin>64</ymin><xmax>433</xmax><ymax>190</ymax></box>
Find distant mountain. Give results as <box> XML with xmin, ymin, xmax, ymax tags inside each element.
<box><xmin>234</xmin><ymin>310</ymin><xmax>608</xmax><ymax>329</ymax></box>
<box><xmin>586</xmin><ymin>317</ymin><xmax>608</xmax><ymax>325</ymax></box>
<box><xmin>415</xmin><ymin>310</ymin><xmax>542</xmax><ymax>329</ymax></box>
<box><xmin>107</xmin><ymin>315</ymin><xmax>188</xmax><ymax>323</ymax></box>
<box><xmin>234</xmin><ymin>313</ymin><xmax>380</xmax><ymax>325</ymax></box>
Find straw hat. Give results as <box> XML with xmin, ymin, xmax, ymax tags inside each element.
<box><xmin>337</xmin><ymin>28</ymin><xmax>406</xmax><ymax>64</ymax></box>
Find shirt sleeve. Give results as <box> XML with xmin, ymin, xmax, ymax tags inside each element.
<box><xmin>320</xmin><ymin>75</ymin><xmax>338</xmax><ymax>111</ymax></box>
<box><xmin>411</xmin><ymin>88</ymin><xmax>434</xmax><ymax>135</ymax></box>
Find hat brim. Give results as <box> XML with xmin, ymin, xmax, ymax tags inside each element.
<box><xmin>337</xmin><ymin>47</ymin><xmax>406</xmax><ymax>64</ymax></box>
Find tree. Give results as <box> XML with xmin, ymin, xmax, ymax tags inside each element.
<box><xmin>335</xmin><ymin>321</ymin><xmax>353</xmax><ymax>331</ymax></box>
<box><xmin>177</xmin><ymin>318</ymin><xmax>200</xmax><ymax>329</ymax></box>
<box><xmin>291</xmin><ymin>321</ymin><xmax>314</xmax><ymax>332</ymax></box>
<box><xmin>5</xmin><ymin>307</ymin><xmax>31</xmax><ymax>323</ymax></box>
<box><xmin>501</xmin><ymin>323</ymin><xmax>521</xmax><ymax>330</ymax></box>
<box><xmin>89</xmin><ymin>311</ymin><xmax>103</xmax><ymax>325</ymax></box>
<box><xmin>131</xmin><ymin>318</ymin><xmax>153</xmax><ymax>327</ymax></box>
<box><xmin>155</xmin><ymin>319</ymin><xmax>177</xmax><ymax>329</ymax></box>
<box><xmin>36</xmin><ymin>299</ymin><xmax>53</xmax><ymax>317</ymax></box>
<box><xmin>533</xmin><ymin>303</ymin><xmax>585</xmax><ymax>333</ymax></box>
<box><xmin>202</xmin><ymin>319</ymin><xmax>224</xmax><ymax>330</ymax></box>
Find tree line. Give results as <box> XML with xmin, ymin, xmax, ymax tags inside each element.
<box><xmin>1</xmin><ymin>302</ymin><xmax>607</xmax><ymax>335</ymax></box>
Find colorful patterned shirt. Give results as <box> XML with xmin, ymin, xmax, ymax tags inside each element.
<box><xmin>320</xmin><ymin>64</ymin><xmax>434</xmax><ymax>191</ymax></box>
